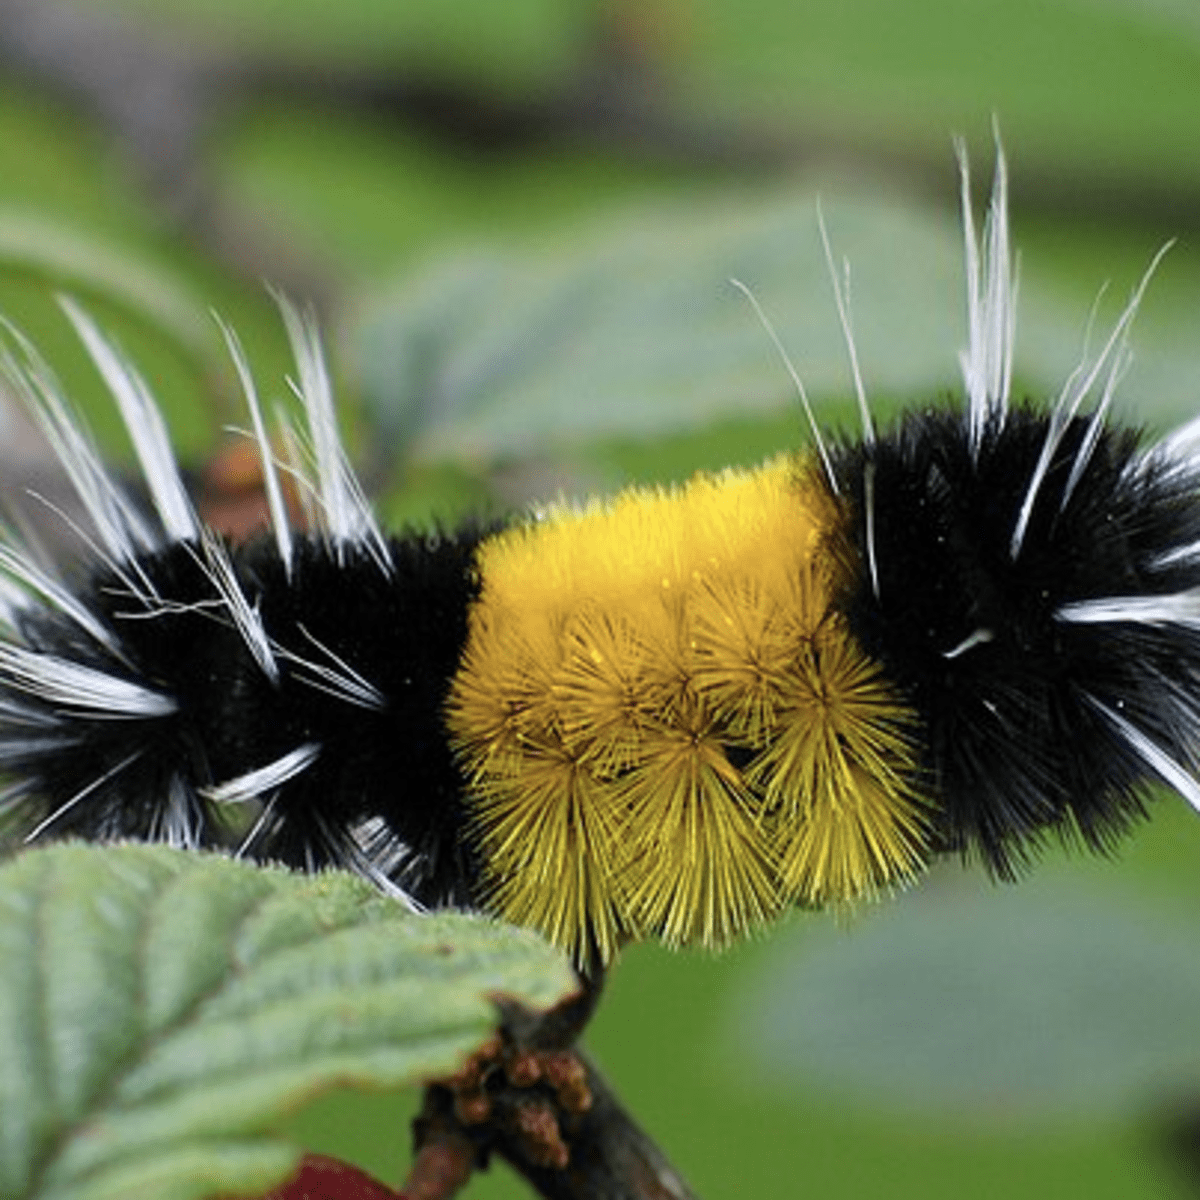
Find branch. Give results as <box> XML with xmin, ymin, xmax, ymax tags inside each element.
<box><xmin>412</xmin><ymin>1053</ymin><xmax>696</xmax><ymax>1200</ymax></box>
<box><xmin>402</xmin><ymin>972</ymin><xmax>700</xmax><ymax>1200</ymax></box>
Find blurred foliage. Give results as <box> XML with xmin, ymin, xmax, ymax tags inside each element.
<box><xmin>1</xmin><ymin>1</ymin><xmax>1199</xmax><ymax>1197</ymax></box>
<box><xmin>355</xmin><ymin>181</ymin><xmax>1200</xmax><ymax>468</ymax></box>
<box><xmin>686</xmin><ymin>0</ymin><xmax>1200</xmax><ymax>186</ymax></box>
<box><xmin>76</xmin><ymin>0</ymin><xmax>584</xmax><ymax>82</ymax></box>
<box><xmin>740</xmin><ymin>870</ymin><xmax>1200</xmax><ymax>1124</ymax></box>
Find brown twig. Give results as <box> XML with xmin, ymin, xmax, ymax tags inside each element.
<box><xmin>401</xmin><ymin>969</ymin><xmax>699</xmax><ymax>1200</ymax></box>
<box><xmin>411</xmin><ymin>1051</ymin><xmax>696</xmax><ymax>1200</ymax></box>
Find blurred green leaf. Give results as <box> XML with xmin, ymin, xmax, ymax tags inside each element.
<box><xmin>0</xmin><ymin>210</ymin><xmax>213</xmax><ymax>359</ymax></box>
<box><xmin>75</xmin><ymin>0</ymin><xmax>1200</xmax><ymax>194</ymax></box>
<box><xmin>735</xmin><ymin>868</ymin><xmax>1200</xmax><ymax>1124</ymax></box>
<box><xmin>355</xmin><ymin>181</ymin><xmax>1200</xmax><ymax>465</ymax></box>
<box><xmin>355</xmin><ymin>186</ymin><xmax>963</xmax><ymax>461</ymax></box>
<box><xmin>687</xmin><ymin>0</ymin><xmax>1200</xmax><ymax>191</ymax></box>
<box><xmin>0</xmin><ymin>843</ymin><xmax>575</xmax><ymax>1200</ymax></box>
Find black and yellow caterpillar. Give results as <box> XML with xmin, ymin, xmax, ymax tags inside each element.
<box><xmin>2</xmin><ymin>149</ymin><xmax>1197</xmax><ymax>968</ymax></box>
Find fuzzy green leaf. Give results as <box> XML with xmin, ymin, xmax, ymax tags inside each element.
<box><xmin>0</xmin><ymin>843</ymin><xmax>576</xmax><ymax>1200</ymax></box>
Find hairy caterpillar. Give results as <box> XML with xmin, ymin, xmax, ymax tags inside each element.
<box><xmin>1</xmin><ymin>147</ymin><xmax>1197</xmax><ymax>971</ymax></box>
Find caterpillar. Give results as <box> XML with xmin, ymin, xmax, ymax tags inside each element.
<box><xmin>1</xmin><ymin>146</ymin><xmax>1197</xmax><ymax>971</ymax></box>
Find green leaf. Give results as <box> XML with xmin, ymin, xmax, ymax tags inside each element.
<box><xmin>355</xmin><ymin>187</ymin><xmax>967</xmax><ymax>461</ymax></box>
<box><xmin>734</xmin><ymin>868</ymin><xmax>1200</xmax><ymax>1124</ymax></box>
<box><xmin>0</xmin><ymin>842</ymin><xmax>576</xmax><ymax>1200</ymax></box>
<box><xmin>0</xmin><ymin>210</ymin><xmax>213</xmax><ymax>361</ymax></box>
<box><xmin>356</xmin><ymin>183</ymin><xmax>1200</xmax><ymax>465</ymax></box>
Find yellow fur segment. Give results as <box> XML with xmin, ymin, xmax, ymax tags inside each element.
<box><xmin>447</xmin><ymin>456</ymin><xmax>928</xmax><ymax>963</ymax></box>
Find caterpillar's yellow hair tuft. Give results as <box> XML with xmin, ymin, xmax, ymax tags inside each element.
<box><xmin>447</xmin><ymin>456</ymin><xmax>928</xmax><ymax>963</ymax></box>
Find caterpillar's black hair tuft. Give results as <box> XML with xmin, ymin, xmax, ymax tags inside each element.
<box><xmin>834</xmin><ymin>403</ymin><xmax>1200</xmax><ymax>875</ymax></box>
<box><xmin>3</xmin><ymin>527</ymin><xmax>490</xmax><ymax>907</ymax></box>
<box><xmin>0</xmin><ymin>299</ymin><xmax>494</xmax><ymax>911</ymax></box>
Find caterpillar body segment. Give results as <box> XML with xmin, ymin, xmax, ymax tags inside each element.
<box><xmin>448</xmin><ymin>457</ymin><xmax>926</xmax><ymax>962</ymax></box>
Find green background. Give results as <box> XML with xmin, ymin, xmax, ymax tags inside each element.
<box><xmin>3</xmin><ymin>1</ymin><xmax>1200</xmax><ymax>1196</ymax></box>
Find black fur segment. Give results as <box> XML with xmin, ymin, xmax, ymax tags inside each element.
<box><xmin>3</xmin><ymin>525</ymin><xmax>491</xmax><ymax>907</ymax></box>
<box><xmin>833</xmin><ymin>403</ymin><xmax>1200</xmax><ymax>875</ymax></box>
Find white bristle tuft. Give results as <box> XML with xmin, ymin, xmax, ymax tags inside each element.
<box><xmin>276</xmin><ymin>298</ymin><xmax>391</xmax><ymax>573</ymax></box>
<box><xmin>1086</xmin><ymin>695</ymin><xmax>1200</xmax><ymax>815</ymax></box>
<box><xmin>1058</xmin><ymin>588</ymin><xmax>1200</xmax><ymax>629</ymax></box>
<box><xmin>0</xmin><ymin>643</ymin><xmax>175</xmax><ymax>716</ymax></box>
<box><xmin>1011</xmin><ymin>240</ymin><xmax>1171</xmax><ymax>559</ymax></box>
<box><xmin>59</xmin><ymin>297</ymin><xmax>199</xmax><ymax>545</ymax></box>
<box><xmin>192</xmin><ymin>529</ymin><xmax>279</xmax><ymax>685</ymax></box>
<box><xmin>957</xmin><ymin>135</ymin><xmax>1018</xmax><ymax>459</ymax></box>
<box><xmin>1</xmin><ymin>321</ymin><xmax>155</xmax><ymax>561</ymax></box>
<box><xmin>202</xmin><ymin>742</ymin><xmax>321</xmax><ymax>806</ymax></box>
<box><xmin>215</xmin><ymin>313</ymin><xmax>295</xmax><ymax>578</ymax></box>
